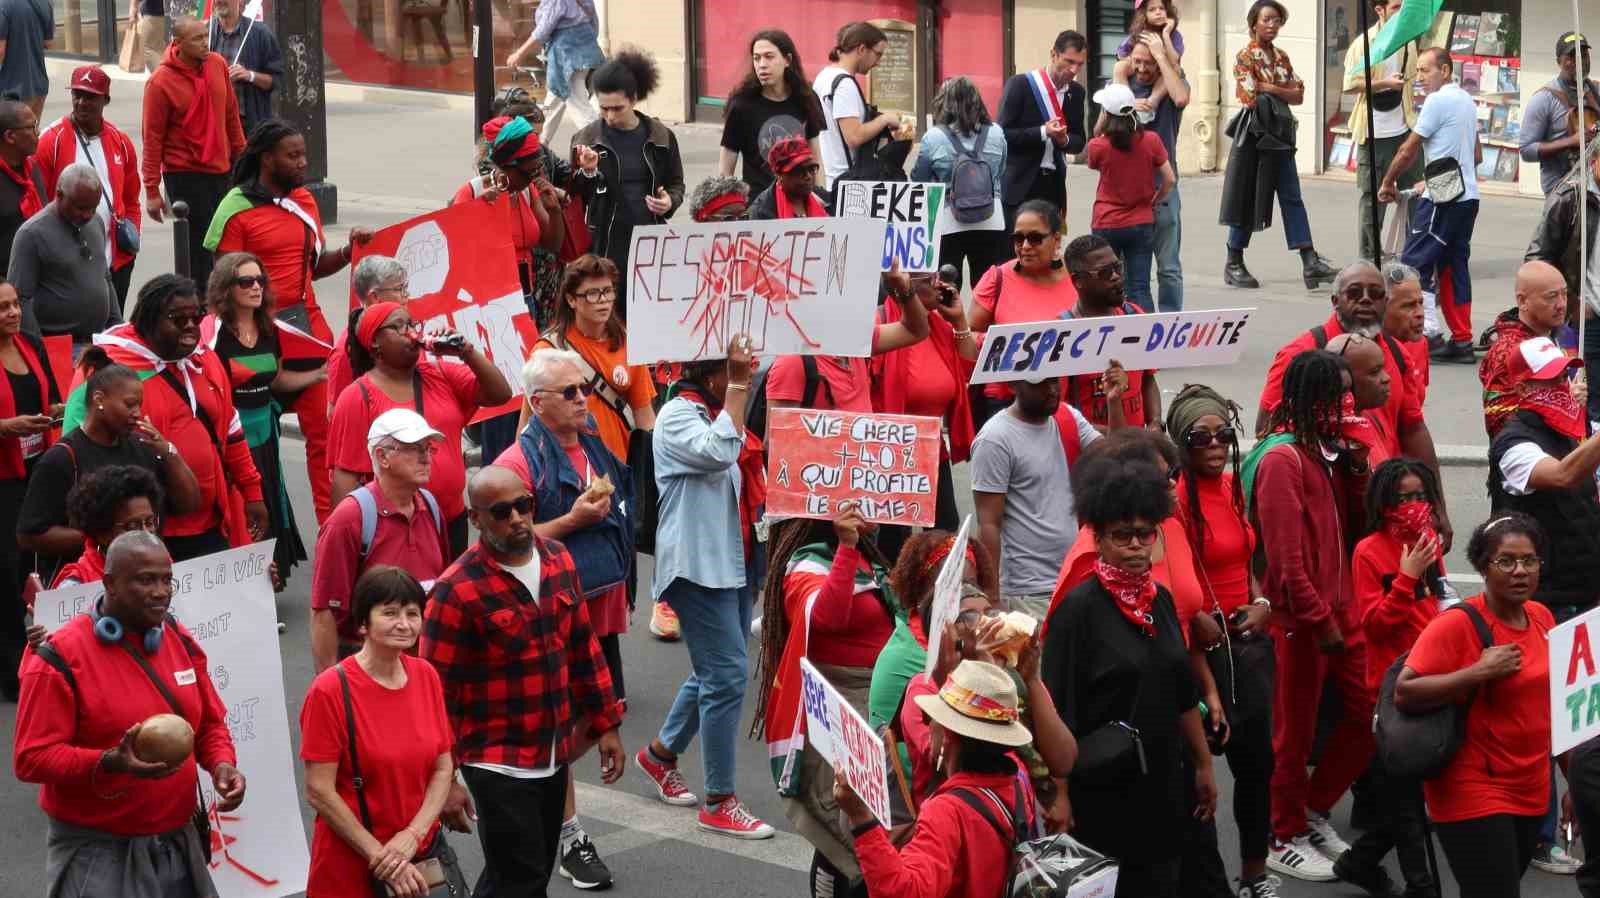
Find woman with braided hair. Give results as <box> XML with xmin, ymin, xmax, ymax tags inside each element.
<box><xmin>753</xmin><ymin>504</ymin><xmax>899</xmax><ymax>898</ymax></box>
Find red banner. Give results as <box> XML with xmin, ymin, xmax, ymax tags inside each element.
<box><xmin>352</xmin><ymin>197</ymin><xmax>532</xmax><ymax>424</ymax></box>
<box><xmin>765</xmin><ymin>408</ymin><xmax>941</xmax><ymax>527</ymax></box>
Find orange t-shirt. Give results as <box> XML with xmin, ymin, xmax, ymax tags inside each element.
<box><xmin>1404</xmin><ymin>595</ymin><xmax>1554</xmax><ymax>823</ymax></box>
<box><xmin>534</xmin><ymin>326</ymin><xmax>656</xmax><ymax>460</ymax></box>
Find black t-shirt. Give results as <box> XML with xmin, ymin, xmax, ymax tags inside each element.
<box><xmin>0</xmin><ymin>172</ymin><xmax>27</xmax><ymax>280</ymax></box>
<box><xmin>602</xmin><ymin>120</ymin><xmax>653</xmax><ymax>227</ymax></box>
<box><xmin>720</xmin><ymin>92</ymin><xmax>821</xmax><ymax>196</ymax></box>
<box><xmin>7</xmin><ymin>365</ymin><xmax>42</xmax><ymax>459</ymax></box>
<box><xmin>18</xmin><ymin>429</ymin><xmax>167</xmax><ymax>538</ymax></box>
<box><xmin>139</xmin><ymin>0</ymin><xmax>164</xmax><ymax>16</ymax></box>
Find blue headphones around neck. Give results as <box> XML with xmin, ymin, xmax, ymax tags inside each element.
<box><xmin>91</xmin><ymin>597</ymin><xmax>164</xmax><ymax>654</ymax></box>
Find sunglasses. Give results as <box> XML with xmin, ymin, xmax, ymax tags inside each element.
<box><xmin>481</xmin><ymin>494</ymin><xmax>535</xmax><ymax>521</ymax></box>
<box><xmin>1107</xmin><ymin>526</ymin><xmax>1160</xmax><ymax>547</ymax></box>
<box><xmin>166</xmin><ymin>309</ymin><xmax>205</xmax><ymax>326</ymax></box>
<box><xmin>1342</xmin><ymin>284</ymin><xmax>1387</xmax><ymax>300</ymax></box>
<box><xmin>234</xmin><ymin>275</ymin><xmax>268</xmax><ymax>289</ymax></box>
<box><xmin>1185</xmin><ymin>426</ymin><xmax>1237</xmax><ymax>449</ymax></box>
<box><xmin>539</xmin><ymin>383</ymin><xmax>596</xmax><ymax>402</ymax></box>
<box><xmin>1077</xmin><ymin>260</ymin><xmax>1124</xmax><ymax>280</ymax></box>
<box><xmin>1011</xmin><ymin>231</ymin><xmax>1051</xmax><ymax>246</ymax></box>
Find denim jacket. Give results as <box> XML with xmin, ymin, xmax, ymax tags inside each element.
<box><xmin>519</xmin><ymin>416</ymin><xmax>633</xmax><ymax>596</ymax></box>
<box><xmin>651</xmin><ymin>396</ymin><xmax>745</xmax><ymax>597</ymax></box>
<box><xmin>911</xmin><ymin>124</ymin><xmax>1007</xmax><ymax>198</ymax></box>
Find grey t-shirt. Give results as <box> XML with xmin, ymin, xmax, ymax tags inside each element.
<box><xmin>0</xmin><ymin>0</ymin><xmax>51</xmax><ymax>100</ymax></box>
<box><xmin>11</xmin><ymin>205</ymin><xmax>117</xmax><ymax>340</ymax></box>
<box><xmin>971</xmin><ymin>406</ymin><xmax>1101</xmax><ymax>595</ymax></box>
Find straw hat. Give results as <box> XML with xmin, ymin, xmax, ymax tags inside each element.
<box><xmin>913</xmin><ymin>660</ymin><xmax>1033</xmax><ymax>748</ymax></box>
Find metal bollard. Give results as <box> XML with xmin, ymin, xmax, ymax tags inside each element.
<box><xmin>171</xmin><ymin>201</ymin><xmax>191</xmax><ymax>278</ymax></box>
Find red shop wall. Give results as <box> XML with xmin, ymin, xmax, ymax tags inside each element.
<box><xmin>695</xmin><ymin>0</ymin><xmax>1006</xmax><ymax>116</ymax></box>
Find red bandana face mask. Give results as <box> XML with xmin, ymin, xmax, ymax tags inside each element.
<box><xmin>1520</xmin><ymin>382</ymin><xmax>1587</xmax><ymax>440</ymax></box>
<box><xmin>1382</xmin><ymin>498</ymin><xmax>1436</xmax><ymax>546</ymax></box>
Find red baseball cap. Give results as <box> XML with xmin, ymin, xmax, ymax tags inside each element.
<box><xmin>766</xmin><ymin>135</ymin><xmax>817</xmax><ymax>176</ymax></box>
<box><xmin>70</xmin><ymin>66</ymin><xmax>110</xmax><ymax>97</ymax></box>
<box><xmin>1507</xmin><ymin>337</ymin><xmax>1582</xmax><ymax>385</ymax></box>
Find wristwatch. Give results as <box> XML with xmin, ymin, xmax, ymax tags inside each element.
<box><xmin>1251</xmin><ymin>597</ymin><xmax>1271</xmax><ymax>612</ymax></box>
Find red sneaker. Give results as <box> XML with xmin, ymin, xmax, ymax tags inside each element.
<box><xmin>634</xmin><ymin>748</ymin><xmax>698</xmax><ymax>807</ymax></box>
<box><xmin>697</xmin><ymin>797</ymin><xmax>775</xmax><ymax>840</ymax></box>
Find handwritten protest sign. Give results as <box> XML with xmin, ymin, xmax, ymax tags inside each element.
<box><xmin>800</xmin><ymin>657</ymin><xmax>892</xmax><ymax>825</ymax></box>
<box><xmin>37</xmin><ymin>541</ymin><xmax>311</xmax><ymax>898</ymax></box>
<box><xmin>925</xmin><ymin>515</ymin><xmax>974</xmax><ymax>676</ymax></box>
<box><xmin>834</xmin><ymin>180</ymin><xmax>946</xmax><ymax>272</ymax></box>
<box><xmin>969</xmin><ymin>308</ymin><xmax>1256</xmax><ymax>385</ymax></box>
<box><xmin>1551</xmin><ymin>607</ymin><xmax>1600</xmax><ymax>754</ymax></box>
<box><xmin>766</xmin><ymin>408</ymin><xmax>940</xmax><ymax>526</ymax></box>
<box><xmin>625</xmin><ymin>217</ymin><xmax>884</xmax><ymax>365</ymax></box>
<box><xmin>352</xmin><ymin>199</ymin><xmax>534</xmax><ymax>423</ymax></box>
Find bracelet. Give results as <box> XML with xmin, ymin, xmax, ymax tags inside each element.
<box><xmin>952</xmin><ymin>328</ymin><xmax>973</xmax><ymax>339</ymax></box>
<box><xmin>1251</xmin><ymin>597</ymin><xmax>1271</xmax><ymax>611</ymax></box>
<box><xmin>726</xmin><ymin>382</ymin><xmax>749</xmax><ymax>393</ymax></box>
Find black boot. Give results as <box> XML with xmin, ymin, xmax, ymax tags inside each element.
<box><xmin>1301</xmin><ymin>247</ymin><xmax>1337</xmax><ymax>289</ymax></box>
<box><xmin>1225</xmin><ymin>248</ymin><xmax>1259</xmax><ymax>288</ymax></box>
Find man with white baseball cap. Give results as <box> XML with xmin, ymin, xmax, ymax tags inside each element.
<box><xmin>308</xmin><ymin>408</ymin><xmax>451</xmax><ymax>672</ymax></box>
<box><xmin>1488</xmin><ymin>336</ymin><xmax>1600</xmax><ymax>615</ymax></box>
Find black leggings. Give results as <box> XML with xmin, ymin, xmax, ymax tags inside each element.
<box><xmin>1221</xmin><ymin>701</ymin><xmax>1274</xmax><ymax>864</ymax></box>
<box><xmin>1568</xmin><ymin>739</ymin><xmax>1600</xmax><ymax>897</ymax></box>
<box><xmin>1434</xmin><ymin>813</ymin><xmax>1540</xmax><ymax>898</ymax></box>
<box><xmin>598</xmin><ymin>632</ymin><xmax>625</xmax><ymax>702</ymax></box>
<box><xmin>937</xmin><ymin>229</ymin><xmax>1007</xmax><ymax>290</ymax></box>
<box><xmin>1342</xmin><ymin>758</ymin><xmax>1434</xmax><ymax>894</ymax></box>
<box><xmin>810</xmin><ymin>850</ymin><xmax>866</xmax><ymax>898</ymax></box>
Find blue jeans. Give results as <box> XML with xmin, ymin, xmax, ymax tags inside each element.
<box><xmin>656</xmin><ymin>571</ymin><xmax>756</xmax><ymax>798</ymax></box>
<box><xmin>1094</xmin><ymin>223</ymin><xmax>1156</xmax><ymax>312</ymax></box>
<box><xmin>1228</xmin><ymin>150</ymin><xmax>1314</xmax><ymax>251</ymax></box>
<box><xmin>1153</xmin><ymin>188</ymin><xmax>1183</xmax><ymax>312</ymax></box>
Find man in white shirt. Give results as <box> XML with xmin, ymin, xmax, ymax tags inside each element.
<box><xmin>1344</xmin><ymin>0</ymin><xmax>1422</xmax><ymax>262</ymax></box>
<box><xmin>811</xmin><ymin>21</ymin><xmax>902</xmax><ymax>187</ymax></box>
<box><xmin>1380</xmin><ymin>47</ymin><xmax>1481</xmax><ymax>365</ymax></box>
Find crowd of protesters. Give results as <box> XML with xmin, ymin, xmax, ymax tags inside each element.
<box><xmin>10</xmin><ymin>6</ymin><xmax>1600</xmax><ymax>898</ymax></box>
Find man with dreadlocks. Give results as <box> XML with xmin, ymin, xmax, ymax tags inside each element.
<box><xmin>754</xmin><ymin>503</ymin><xmax>898</xmax><ymax>898</ymax></box>
<box><xmin>1240</xmin><ymin>349</ymin><xmax>1371</xmax><ymax>883</ymax></box>
<box><xmin>202</xmin><ymin>119</ymin><xmax>372</xmax><ymax>523</ymax></box>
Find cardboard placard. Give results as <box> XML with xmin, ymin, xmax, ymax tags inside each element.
<box><xmin>1551</xmin><ymin>606</ymin><xmax>1600</xmax><ymax>755</ymax></box>
<box><xmin>969</xmin><ymin>308</ymin><xmax>1255</xmax><ymax>384</ymax></box>
<box><xmin>833</xmin><ymin>181</ymin><xmax>946</xmax><ymax>273</ymax></box>
<box><xmin>800</xmin><ymin>657</ymin><xmax>892</xmax><ymax>825</ymax></box>
<box><xmin>766</xmin><ymin>407</ymin><xmax>941</xmax><ymax>526</ymax></box>
<box><xmin>924</xmin><ymin>515</ymin><xmax>974</xmax><ymax>676</ymax></box>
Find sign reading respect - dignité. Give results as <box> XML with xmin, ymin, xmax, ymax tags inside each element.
<box><xmin>36</xmin><ymin>541</ymin><xmax>310</xmax><ymax>898</ymax></box>
<box><xmin>765</xmin><ymin>408</ymin><xmax>941</xmax><ymax>527</ymax></box>
<box><xmin>969</xmin><ymin>308</ymin><xmax>1255</xmax><ymax>384</ymax></box>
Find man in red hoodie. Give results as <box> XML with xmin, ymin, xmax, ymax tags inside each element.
<box><xmin>141</xmin><ymin>16</ymin><xmax>245</xmax><ymax>294</ymax></box>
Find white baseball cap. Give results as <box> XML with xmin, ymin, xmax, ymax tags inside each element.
<box><xmin>1507</xmin><ymin>337</ymin><xmax>1582</xmax><ymax>385</ymax></box>
<box><xmin>367</xmin><ymin>408</ymin><xmax>444</xmax><ymax>448</ymax></box>
<box><xmin>1092</xmin><ymin>83</ymin><xmax>1137</xmax><ymax>118</ymax></box>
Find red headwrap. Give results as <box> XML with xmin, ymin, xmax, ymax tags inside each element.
<box><xmin>921</xmin><ymin>536</ymin><xmax>978</xmax><ymax>578</ymax></box>
<box><xmin>693</xmin><ymin>191</ymin><xmax>746</xmax><ymax>223</ymax></box>
<box><xmin>357</xmin><ymin>302</ymin><xmax>405</xmax><ymax>349</ymax></box>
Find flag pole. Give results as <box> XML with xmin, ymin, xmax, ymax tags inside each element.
<box><xmin>1577</xmin><ymin>1</ymin><xmax>1590</xmax><ymax>374</ymax></box>
<box><xmin>1360</xmin><ymin>0</ymin><xmax>1382</xmax><ymax>267</ymax></box>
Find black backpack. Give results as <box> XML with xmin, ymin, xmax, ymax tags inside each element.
<box><xmin>825</xmin><ymin>72</ymin><xmax>909</xmax><ymax>203</ymax></box>
<box><xmin>1374</xmin><ymin>602</ymin><xmax>1494</xmax><ymax>780</ymax></box>
<box><xmin>745</xmin><ymin>356</ymin><xmax>831</xmax><ymax>442</ymax></box>
<box><xmin>628</xmin><ymin>426</ymin><xmax>657</xmax><ymax>556</ymax></box>
<box><xmin>939</xmin><ymin>124</ymin><xmax>995</xmax><ymax>224</ymax></box>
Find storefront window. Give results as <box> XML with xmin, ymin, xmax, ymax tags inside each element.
<box><xmin>322</xmin><ymin>0</ymin><xmax>503</xmax><ymax>93</ymax></box>
<box><xmin>48</xmin><ymin>0</ymin><xmax>108</xmax><ymax>59</ymax></box>
<box><xmin>1324</xmin><ymin>3</ymin><xmax>1523</xmax><ymax>186</ymax></box>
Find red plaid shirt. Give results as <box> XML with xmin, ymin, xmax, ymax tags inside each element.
<box><xmin>420</xmin><ymin>538</ymin><xmax>623</xmax><ymax>768</ymax></box>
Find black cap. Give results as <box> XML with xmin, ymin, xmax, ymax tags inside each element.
<box><xmin>1559</xmin><ymin>31</ymin><xmax>1592</xmax><ymax>57</ymax></box>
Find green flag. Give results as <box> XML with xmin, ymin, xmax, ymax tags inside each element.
<box><xmin>1366</xmin><ymin>0</ymin><xmax>1446</xmax><ymax>64</ymax></box>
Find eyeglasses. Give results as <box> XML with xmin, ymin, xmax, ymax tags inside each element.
<box><xmin>1342</xmin><ymin>285</ymin><xmax>1387</xmax><ymax>301</ymax></box>
<box><xmin>116</xmin><ymin>515</ymin><xmax>160</xmax><ymax>534</ymax></box>
<box><xmin>372</xmin><ymin>283</ymin><xmax>409</xmax><ymax>297</ymax></box>
<box><xmin>166</xmin><ymin>309</ymin><xmax>204</xmax><ymax>326</ymax></box>
<box><xmin>955</xmin><ymin>607</ymin><xmax>1002</xmax><ymax>625</ymax></box>
<box><xmin>1185</xmin><ymin>426</ymin><xmax>1237</xmax><ymax>449</ymax></box>
<box><xmin>1488</xmin><ymin>555</ymin><xmax>1542</xmax><ymax>573</ymax></box>
<box><xmin>480</xmin><ymin>494</ymin><xmax>535</xmax><ymax>521</ymax></box>
<box><xmin>375</xmin><ymin>320</ymin><xmax>417</xmax><ymax>337</ymax></box>
<box><xmin>1395</xmin><ymin>490</ymin><xmax>1430</xmax><ymax>503</ymax></box>
<box><xmin>384</xmin><ymin>440</ymin><xmax>440</xmax><ymax>459</ymax></box>
<box><xmin>1011</xmin><ymin>231</ymin><xmax>1051</xmax><ymax>246</ymax></box>
<box><xmin>574</xmin><ymin>286</ymin><xmax>616</xmax><ymax>303</ymax></box>
<box><xmin>539</xmin><ymin>383</ymin><xmax>595</xmax><ymax>402</ymax></box>
<box><xmin>233</xmin><ymin>275</ymin><xmax>267</xmax><ymax>289</ymax></box>
<box><xmin>1107</xmin><ymin>526</ymin><xmax>1160</xmax><ymax>547</ymax></box>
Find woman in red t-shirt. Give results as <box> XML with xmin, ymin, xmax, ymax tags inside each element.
<box><xmin>1084</xmin><ymin>84</ymin><xmax>1174</xmax><ymax>314</ymax></box>
<box><xmin>1165</xmin><ymin>384</ymin><xmax>1276</xmax><ymax>891</ymax></box>
<box><xmin>1397</xmin><ymin>513</ymin><xmax>1558</xmax><ymax>898</ymax></box>
<box><xmin>753</xmin><ymin>504</ymin><xmax>899</xmax><ymax>898</ymax></box>
<box><xmin>327</xmin><ymin>302</ymin><xmax>513</xmax><ymax>556</ymax></box>
<box><xmin>301</xmin><ymin>566</ymin><xmax>466</xmax><ymax>898</ymax></box>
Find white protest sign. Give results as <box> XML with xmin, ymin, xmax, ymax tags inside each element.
<box><xmin>969</xmin><ymin>308</ymin><xmax>1256</xmax><ymax>385</ymax></box>
<box><xmin>925</xmin><ymin>515</ymin><xmax>974</xmax><ymax>676</ymax></box>
<box><xmin>833</xmin><ymin>181</ymin><xmax>946</xmax><ymax>272</ymax></box>
<box><xmin>1550</xmin><ymin>606</ymin><xmax>1600</xmax><ymax>754</ymax></box>
<box><xmin>625</xmin><ymin>217</ymin><xmax>885</xmax><ymax>365</ymax></box>
<box><xmin>37</xmin><ymin>541</ymin><xmax>311</xmax><ymax>898</ymax></box>
<box><xmin>799</xmin><ymin>657</ymin><xmax>892</xmax><ymax>825</ymax></box>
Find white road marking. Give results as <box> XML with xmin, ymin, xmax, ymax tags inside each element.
<box><xmin>574</xmin><ymin>783</ymin><xmax>812</xmax><ymax>873</ymax></box>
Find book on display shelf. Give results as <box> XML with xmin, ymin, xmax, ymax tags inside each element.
<box><xmin>1474</xmin><ymin>13</ymin><xmax>1507</xmax><ymax>56</ymax></box>
<box><xmin>1477</xmin><ymin>146</ymin><xmax>1499</xmax><ymax>180</ymax></box>
<box><xmin>1448</xmin><ymin>15</ymin><xmax>1479</xmax><ymax>54</ymax></box>
<box><xmin>1494</xmin><ymin>151</ymin><xmax>1518</xmax><ymax>181</ymax></box>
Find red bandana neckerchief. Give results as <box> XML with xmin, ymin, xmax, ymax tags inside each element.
<box><xmin>1521</xmin><ymin>383</ymin><xmax>1587</xmax><ymax>440</ymax></box>
<box><xmin>1094</xmin><ymin>557</ymin><xmax>1157</xmax><ymax>638</ymax></box>
<box><xmin>0</xmin><ymin>157</ymin><xmax>41</xmax><ymax>220</ymax></box>
<box><xmin>773</xmin><ymin>186</ymin><xmax>826</xmax><ymax>220</ymax></box>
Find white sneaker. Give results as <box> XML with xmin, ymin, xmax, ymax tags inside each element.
<box><xmin>1266</xmin><ymin>835</ymin><xmax>1337</xmax><ymax>882</ymax></box>
<box><xmin>1305</xmin><ymin>811</ymin><xmax>1351</xmax><ymax>861</ymax></box>
<box><xmin>1236</xmin><ymin>874</ymin><xmax>1283</xmax><ymax>898</ymax></box>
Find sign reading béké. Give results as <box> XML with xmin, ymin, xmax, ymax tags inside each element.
<box><xmin>969</xmin><ymin>308</ymin><xmax>1255</xmax><ymax>384</ymax></box>
<box><xmin>833</xmin><ymin>180</ymin><xmax>945</xmax><ymax>273</ymax></box>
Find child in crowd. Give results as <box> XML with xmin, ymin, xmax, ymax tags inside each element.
<box><xmin>1113</xmin><ymin>0</ymin><xmax>1184</xmax><ymax>122</ymax></box>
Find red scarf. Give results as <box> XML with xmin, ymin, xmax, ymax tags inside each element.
<box><xmin>678</xmin><ymin>384</ymin><xmax>767</xmax><ymax>559</ymax></box>
<box><xmin>871</xmin><ymin>302</ymin><xmax>976</xmax><ymax>462</ymax></box>
<box><xmin>1520</xmin><ymin>383</ymin><xmax>1587</xmax><ymax>441</ymax></box>
<box><xmin>1382</xmin><ymin>499</ymin><xmax>1437</xmax><ymax>546</ymax></box>
<box><xmin>164</xmin><ymin>44</ymin><xmax>224</xmax><ymax>166</ymax></box>
<box><xmin>1094</xmin><ymin>557</ymin><xmax>1157</xmax><ymax>638</ymax></box>
<box><xmin>0</xmin><ymin>335</ymin><xmax>53</xmax><ymax>479</ymax></box>
<box><xmin>773</xmin><ymin>186</ymin><xmax>826</xmax><ymax>219</ymax></box>
<box><xmin>0</xmin><ymin>157</ymin><xmax>41</xmax><ymax>221</ymax></box>
<box><xmin>52</xmin><ymin>539</ymin><xmax>107</xmax><ymax>588</ymax></box>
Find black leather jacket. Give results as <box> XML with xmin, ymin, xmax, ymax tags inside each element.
<box><xmin>569</xmin><ymin>112</ymin><xmax>686</xmax><ymax>260</ymax></box>
<box><xmin>1526</xmin><ymin>172</ymin><xmax>1600</xmax><ymax>307</ymax></box>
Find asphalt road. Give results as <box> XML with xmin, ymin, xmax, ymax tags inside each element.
<box><xmin>0</xmin><ymin>78</ymin><xmax>1586</xmax><ymax>897</ymax></box>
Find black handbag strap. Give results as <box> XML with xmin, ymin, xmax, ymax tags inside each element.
<box><xmin>118</xmin><ymin>629</ymin><xmax>210</xmax><ymax>821</ymax></box>
<box><xmin>334</xmin><ymin>663</ymin><xmax>379</xmax><ymax>834</ymax></box>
